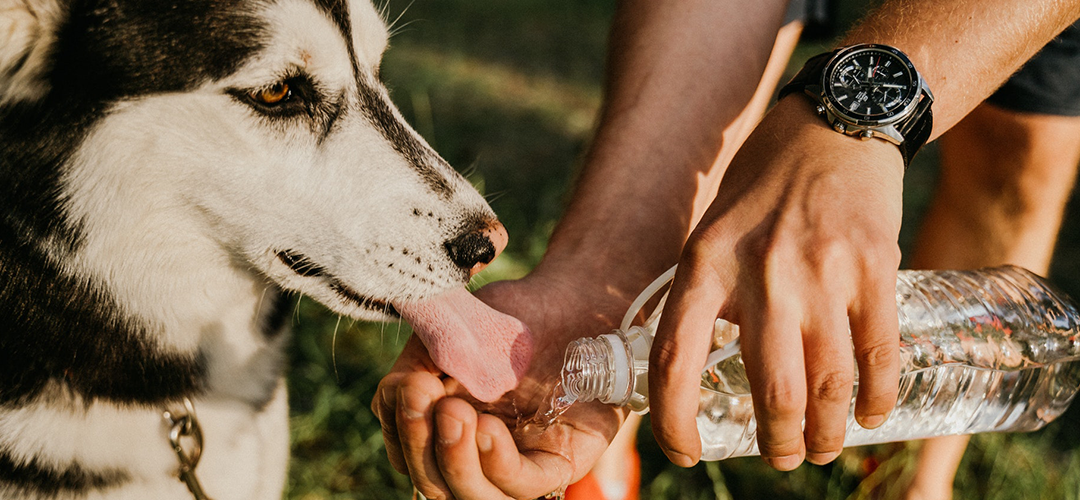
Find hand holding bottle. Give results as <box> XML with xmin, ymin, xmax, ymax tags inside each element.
<box><xmin>648</xmin><ymin>96</ymin><xmax>907</xmax><ymax>470</ymax></box>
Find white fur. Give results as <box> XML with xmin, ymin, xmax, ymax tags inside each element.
<box><xmin>3</xmin><ymin>0</ymin><xmax>495</xmax><ymax>497</ymax></box>
<box><xmin>0</xmin><ymin>0</ymin><xmax>62</xmax><ymax>106</ymax></box>
<box><xmin>0</xmin><ymin>383</ymin><xmax>289</xmax><ymax>499</ymax></box>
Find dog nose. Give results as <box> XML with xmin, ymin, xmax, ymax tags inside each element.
<box><xmin>445</xmin><ymin>222</ymin><xmax>508</xmax><ymax>277</ymax></box>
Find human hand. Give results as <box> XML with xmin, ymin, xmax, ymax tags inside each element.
<box><xmin>649</xmin><ymin>96</ymin><xmax>905</xmax><ymax>471</ymax></box>
<box><xmin>373</xmin><ymin>270</ymin><xmax>636</xmax><ymax>499</ymax></box>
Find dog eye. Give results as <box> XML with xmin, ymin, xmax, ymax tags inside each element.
<box><xmin>249</xmin><ymin>82</ymin><xmax>291</xmax><ymax>106</ymax></box>
<box><xmin>230</xmin><ymin>76</ymin><xmax>316</xmax><ymax>118</ymax></box>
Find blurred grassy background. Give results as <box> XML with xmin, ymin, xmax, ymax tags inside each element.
<box><xmin>285</xmin><ymin>1</ymin><xmax>1080</xmax><ymax>498</ymax></box>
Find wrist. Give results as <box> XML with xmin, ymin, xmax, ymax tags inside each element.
<box><xmin>769</xmin><ymin>95</ymin><xmax>907</xmax><ymax>175</ymax></box>
<box><xmin>779</xmin><ymin>44</ymin><xmax>934</xmax><ymax>167</ymax></box>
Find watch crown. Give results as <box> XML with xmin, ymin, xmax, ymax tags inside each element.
<box><xmin>833</xmin><ymin>121</ymin><xmax>846</xmax><ymax>134</ymax></box>
<box><xmin>860</xmin><ymin>130</ymin><xmax>874</xmax><ymax>140</ymax></box>
<box><xmin>815</xmin><ymin>104</ymin><xmax>826</xmax><ymax>115</ymax></box>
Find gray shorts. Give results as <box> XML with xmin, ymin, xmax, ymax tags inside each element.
<box><xmin>987</xmin><ymin>18</ymin><xmax>1080</xmax><ymax>117</ymax></box>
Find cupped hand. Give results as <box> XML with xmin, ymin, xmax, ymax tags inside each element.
<box><xmin>373</xmin><ymin>270</ymin><xmax>637</xmax><ymax>499</ymax></box>
<box><xmin>649</xmin><ymin>96</ymin><xmax>905</xmax><ymax>471</ymax></box>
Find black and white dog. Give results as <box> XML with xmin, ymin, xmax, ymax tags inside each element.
<box><xmin>0</xmin><ymin>0</ymin><xmax>532</xmax><ymax>497</ymax></box>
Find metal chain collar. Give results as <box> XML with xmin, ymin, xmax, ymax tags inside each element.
<box><xmin>163</xmin><ymin>398</ymin><xmax>214</xmax><ymax>500</ymax></box>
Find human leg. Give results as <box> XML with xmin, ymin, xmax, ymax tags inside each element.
<box><xmin>901</xmin><ymin>103</ymin><xmax>1080</xmax><ymax>500</ymax></box>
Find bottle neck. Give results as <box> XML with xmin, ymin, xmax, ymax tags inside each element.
<box><xmin>561</xmin><ymin>334</ymin><xmax>629</xmax><ymax>405</ymax></box>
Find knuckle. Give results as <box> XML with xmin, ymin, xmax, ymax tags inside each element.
<box><xmin>755</xmin><ymin>379</ymin><xmax>804</xmax><ymax>420</ymax></box>
<box><xmin>857</xmin><ymin>340</ymin><xmax>897</xmax><ymax>371</ymax></box>
<box><xmin>683</xmin><ymin>230</ymin><xmax>727</xmax><ymax>263</ymax></box>
<box><xmin>649</xmin><ymin>340</ymin><xmax>693</xmax><ymax>375</ymax></box>
<box><xmin>859</xmin><ymin>234</ymin><xmax>902</xmax><ymax>269</ymax></box>
<box><xmin>807</xmin><ymin>237</ymin><xmax>852</xmax><ymax>271</ymax></box>
<box><xmin>808</xmin><ymin>370</ymin><xmax>854</xmax><ymax>404</ymax></box>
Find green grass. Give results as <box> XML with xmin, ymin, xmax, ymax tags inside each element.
<box><xmin>285</xmin><ymin>1</ymin><xmax>1080</xmax><ymax>498</ymax></box>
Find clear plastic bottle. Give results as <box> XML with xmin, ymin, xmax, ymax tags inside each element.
<box><xmin>555</xmin><ymin>266</ymin><xmax>1080</xmax><ymax>461</ymax></box>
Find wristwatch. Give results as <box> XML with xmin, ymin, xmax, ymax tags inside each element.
<box><xmin>779</xmin><ymin>44</ymin><xmax>934</xmax><ymax>168</ymax></box>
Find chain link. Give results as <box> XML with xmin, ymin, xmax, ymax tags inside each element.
<box><xmin>163</xmin><ymin>398</ymin><xmax>214</xmax><ymax>500</ymax></box>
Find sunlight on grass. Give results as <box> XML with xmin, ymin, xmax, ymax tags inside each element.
<box><xmin>388</xmin><ymin>46</ymin><xmax>601</xmax><ymax>138</ymax></box>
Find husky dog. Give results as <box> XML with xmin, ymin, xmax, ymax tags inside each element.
<box><xmin>0</xmin><ymin>0</ymin><xmax>532</xmax><ymax>498</ymax></box>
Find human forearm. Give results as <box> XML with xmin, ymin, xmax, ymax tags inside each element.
<box><xmin>536</xmin><ymin>0</ymin><xmax>795</xmax><ymax>299</ymax></box>
<box><xmin>843</xmin><ymin>0</ymin><xmax>1080</xmax><ymax>136</ymax></box>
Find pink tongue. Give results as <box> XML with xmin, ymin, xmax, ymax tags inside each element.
<box><xmin>396</xmin><ymin>288</ymin><xmax>534</xmax><ymax>402</ymax></box>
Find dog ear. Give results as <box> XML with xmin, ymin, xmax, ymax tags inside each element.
<box><xmin>1</xmin><ymin>0</ymin><xmax>64</xmax><ymax>105</ymax></box>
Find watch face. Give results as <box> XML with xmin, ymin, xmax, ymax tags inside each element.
<box><xmin>823</xmin><ymin>46</ymin><xmax>920</xmax><ymax>125</ymax></box>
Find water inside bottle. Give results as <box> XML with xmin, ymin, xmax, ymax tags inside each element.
<box><xmin>695</xmin><ymin>351</ymin><xmax>1080</xmax><ymax>460</ymax></box>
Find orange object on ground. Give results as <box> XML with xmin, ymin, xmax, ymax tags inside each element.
<box><xmin>563</xmin><ymin>448</ymin><xmax>640</xmax><ymax>500</ymax></box>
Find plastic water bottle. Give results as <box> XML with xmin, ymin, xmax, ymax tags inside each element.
<box><xmin>551</xmin><ymin>266</ymin><xmax>1080</xmax><ymax>461</ymax></box>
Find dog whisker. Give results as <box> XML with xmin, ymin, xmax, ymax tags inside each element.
<box><xmin>483</xmin><ymin>190</ymin><xmax>508</xmax><ymax>204</ymax></box>
<box><xmin>386</xmin><ymin>0</ymin><xmax>416</xmax><ymax>37</ymax></box>
<box><xmin>388</xmin><ymin>19</ymin><xmax>419</xmax><ymax>39</ymax></box>
<box><xmin>460</xmin><ymin>158</ymin><xmax>481</xmax><ymax>179</ymax></box>
<box><xmin>332</xmin><ymin>314</ymin><xmax>343</xmax><ymax>383</ymax></box>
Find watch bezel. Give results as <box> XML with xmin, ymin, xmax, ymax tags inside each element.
<box><xmin>819</xmin><ymin>44</ymin><xmax>923</xmax><ymax>128</ymax></box>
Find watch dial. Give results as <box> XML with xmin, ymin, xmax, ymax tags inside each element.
<box><xmin>825</xmin><ymin>47</ymin><xmax>919</xmax><ymax>123</ymax></box>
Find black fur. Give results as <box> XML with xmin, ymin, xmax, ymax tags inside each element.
<box><xmin>0</xmin><ymin>450</ymin><xmax>129</xmax><ymax>496</ymax></box>
<box><xmin>0</xmin><ymin>0</ymin><xmax>268</xmax><ymax>408</ymax></box>
<box><xmin>0</xmin><ymin>221</ymin><xmax>208</xmax><ymax>407</ymax></box>
<box><xmin>277</xmin><ymin>250</ymin><xmax>330</xmax><ymax>278</ymax></box>
<box><xmin>310</xmin><ymin>0</ymin><xmax>456</xmax><ymax>198</ymax></box>
<box><xmin>355</xmin><ymin>74</ymin><xmax>455</xmax><ymax>198</ymax></box>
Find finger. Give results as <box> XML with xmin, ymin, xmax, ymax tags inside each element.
<box><xmin>739</xmin><ymin>297</ymin><xmax>807</xmax><ymax>471</ymax></box>
<box><xmin>396</xmin><ymin>372</ymin><xmax>452</xmax><ymax>499</ymax></box>
<box><xmin>376</xmin><ymin>337</ymin><xmax>444</xmax><ymax>475</ymax></box>
<box><xmin>650</xmin><ymin>261</ymin><xmax>727</xmax><ymax>467</ymax></box>
<box><xmin>849</xmin><ymin>268</ymin><xmax>901</xmax><ymax>429</ymax></box>
<box><xmin>475</xmin><ymin>413</ymin><xmax>578</xmax><ymax>498</ymax></box>
<box><xmin>432</xmin><ymin>399</ymin><xmax>514</xmax><ymax>500</ymax></box>
<box><xmin>800</xmin><ymin>297</ymin><xmax>855</xmax><ymax>465</ymax></box>
<box><xmin>374</xmin><ymin>376</ymin><xmax>408</xmax><ymax>474</ymax></box>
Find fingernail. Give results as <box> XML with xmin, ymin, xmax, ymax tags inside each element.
<box><xmin>764</xmin><ymin>454</ymin><xmax>802</xmax><ymax>471</ymax></box>
<box><xmin>401</xmin><ymin>391</ymin><xmax>429</xmax><ymax>420</ymax></box>
<box><xmin>476</xmin><ymin>431</ymin><xmax>493</xmax><ymax>453</ymax></box>
<box><xmin>665</xmin><ymin>450</ymin><xmax>695</xmax><ymax>468</ymax></box>
<box><xmin>805</xmin><ymin>451</ymin><xmax>841</xmax><ymax>465</ymax></box>
<box><xmin>437</xmin><ymin>413</ymin><xmax>463</xmax><ymax>445</ymax></box>
<box><xmin>859</xmin><ymin>413</ymin><xmax>888</xmax><ymax>429</ymax></box>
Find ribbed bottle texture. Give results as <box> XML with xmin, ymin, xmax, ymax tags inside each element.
<box><xmin>562</xmin><ymin>336</ymin><xmax>617</xmax><ymax>404</ymax></box>
<box><xmin>560</xmin><ymin>266</ymin><xmax>1080</xmax><ymax>461</ymax></box>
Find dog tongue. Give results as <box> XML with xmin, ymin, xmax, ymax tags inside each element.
<box><xmin>396</xmin><ymin>288</ymin><xmax>533</xmax><ymax>402</ymax></box>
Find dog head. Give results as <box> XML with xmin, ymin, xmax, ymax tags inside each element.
<box><xmin>1</xmin><ymin>0</ymin><xmax>531</xmax><ymax>401</ymax></box>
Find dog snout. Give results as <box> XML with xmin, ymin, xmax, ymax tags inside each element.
<box><xmin>444</xmin><ymin>222</ymin><xmax>507</xmax><ymax>277</ymax></box>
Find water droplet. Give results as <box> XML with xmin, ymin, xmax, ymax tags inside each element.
<box><xmin>517</xmin><ymin>381</ymin><xmax>578</xmax><ymax>434</ymax></box>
